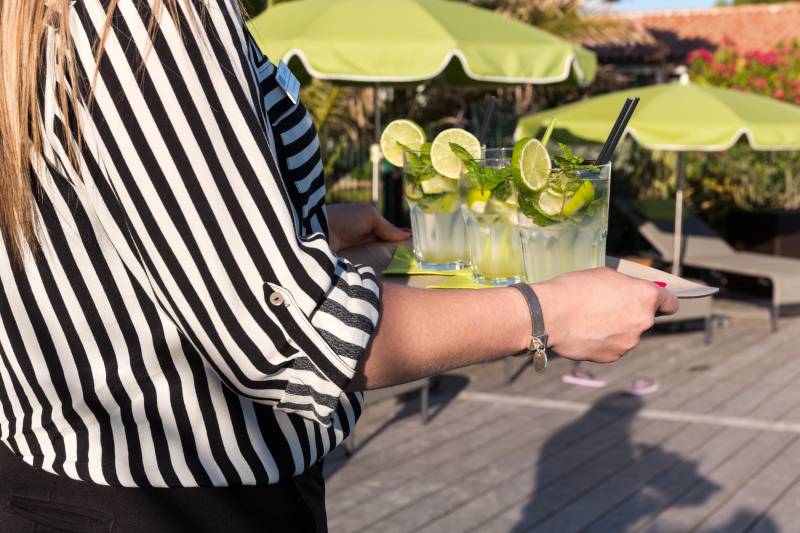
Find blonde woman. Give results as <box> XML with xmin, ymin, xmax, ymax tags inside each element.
<box><xmin>0</xmin><ymin>0</ymin><xmax>678</xmax><ymax>531</ymax></box>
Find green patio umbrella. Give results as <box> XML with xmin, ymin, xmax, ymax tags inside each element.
<box><xmin>248</xmin><ymin>0</ymin><xmax>597</xmax><ymax>202</ymax></box>
<box><xmin>515</xmin><ymin>76</ymin><xmax>800</xmax><ymax>275</ymax></box>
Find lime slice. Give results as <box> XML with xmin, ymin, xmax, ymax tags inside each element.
<box><xmin>562</xmin><ymin>180</ymin><xmax>596</xmax><ymax>216</ymax></box>
<box><xmin>537</xmin><ymin>190</ymin><xmax>565</xmax><ymax>217</ymax></box>
<box><xmin>544</xmin><ymin>184</ymin><xmax>566</xmax><ymax>199</ymax></box>
<box><xmin>430</xmin><ymin>128</ymin><xmax>481</xmax><ymax>179</ymax></box>
<box><xmin>420</xmin><ymin>175</ymin><xmax>459</xmax><ymax>194</ymax></box>
<box><xmin>466</xmin><ymin>188</ymin><xmax>491</xmax><ymax>214</ymax></box>
<box><xmin>380</xmin><ymin>120</ymin><xmax>426</xmax><ymax>167</ymax></box>
<box><xmin>513</xmin><ymin>138</ymin><xmax>551</xmax><ymax>192</ymax></box>
<box><xmin>404</xmin><ymin>181</ymin><xmax>423</xmax><ymax>201</ymax></box>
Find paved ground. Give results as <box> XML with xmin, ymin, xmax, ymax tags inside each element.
<box><xmin>323</xmin><ymin>294</ymin><xmax>800</xmax><ymax>533</ymax></box>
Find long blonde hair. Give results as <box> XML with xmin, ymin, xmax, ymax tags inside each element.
<box><xmin>0</xmin><ymin>0</ymin><xmax>189</xmax><ymax>265</ymax></box>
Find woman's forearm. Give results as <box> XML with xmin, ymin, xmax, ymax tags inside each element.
<box><xmin>347</xmin><ymin>283</ymin><xmax>531</xmax><ymax>390</ymax></box>
<box><xmin>346</xmin><ymin>267</ymin><xmax>680</xmax><ymax>392</ymax></box>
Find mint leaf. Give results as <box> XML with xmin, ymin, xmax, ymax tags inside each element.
<box><xmin>492</xmin><ymin>180</ymin><xmax>512</xmax><ymax>201</ymax></box>
<box><xmin>518</xmin><ymin>191</ymin><xmax>559</xmax><ymax>227</ymax></box>
<box><xmin>558</xmin><ymin>142</ymin><xmax>574</xmax><ymax>161</ymax></box>
<box><xmin>466</xmin><ymin>165</ymin><xmax>512</xmax><ymax>195</ymax></box>
<box><xmin>585</xmin><ymin>197</ymin><xmax>604</xmax><ymax>217</ymax></box>
<box><xmin>449</xmin><ymin>142</ymin><xmax>479</xmax><ymax>174</ymax></box>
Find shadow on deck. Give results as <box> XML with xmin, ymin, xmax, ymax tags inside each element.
<box><xmin>325</xmin><ymin>298</ymin><xmax>798</xmax><ymax>533</ymax></box>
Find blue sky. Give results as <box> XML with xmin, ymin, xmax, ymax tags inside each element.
<box><xmin>608</xmin><ymin>0</ymin><xmax>718</xmax><ymax>11</ymax></box>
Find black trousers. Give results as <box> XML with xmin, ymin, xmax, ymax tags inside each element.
<box><xmin>0</xmin><ymin>445</ymin><xmax>327</xmax><ymax>533</ymax></box>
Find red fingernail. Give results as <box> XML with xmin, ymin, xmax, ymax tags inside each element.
<box><xmin>653</xmin><ymin>281</ymin><xmax>667</xmax><ymax>287</ymax></box>
<box><xmin>401</xmin><ymin>228</ymin><xmax>412</xmax><ymax>233</ymax></box>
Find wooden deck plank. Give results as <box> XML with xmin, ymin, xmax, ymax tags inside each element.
<box><xmin>359</xmin><ymin>403</ymin><xmax>629</xmax><ymax>533</ymax></box>
<box><xmin>398</xmin><ymin>407</ymin><xmax>648</xmax><ymax>533</ymax></box>
<box><xmin>411</xmin><ymin>416</ymin><xmax>677</xmax><ymax>533</ymax></box>
<box><xmin>326</xmin><ymin>400</ymin><xmax>498</xmax><ymax>490</ymax></box>
<box><xmin>697</xmin><ymin>437</ymin><xmax>800</xmax><ymax>532</ymax></box>
<box><xmin>637</xmin><ymin>431</ymin><xmax>795</xmax><ymax>532</ymax></box>
<box><xmin>327</xmin><ymin>402</ymin><xmax>512</xmax><ymax>519</ymax></box>
<box><xmin>547</xmin><ymin>327</ymin><xmax>750</xmax><ymax>404</ymax></box>
<box><xmin>327</xmin><ymin>405</ymin><xmax>556</xmax><ymax>532</ymax></box>
<box><xmin>581</xmin><ymin>427</ymin><xmax>757</xmax><ymax>533</ymax></box>
<box><xmin>750</xmin><ymin>475</ymin><xmax>800</xmax><ymax>532</ymax></box>
<box><xmin>400</xmin><ymin>404</ymin><xmax>670</xmax><ymax>531</ymax></box>
<box><xmin>526</xmin><ymin>422</ymin><xmax>723</xmax><ymax>532</ymax></box>
<box><xmin>475</xmin><ymin>352</ymin><xmax>783</xmax><ymax>533</ymax></box>
<box><xmin>324</xmin><ymin>306</ymin><xmax>800</xmax><ymax>533</ymax></box>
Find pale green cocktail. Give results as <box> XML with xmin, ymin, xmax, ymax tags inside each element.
<box><xmin>516</xmin><ymin>153</ymin><xmax>611</xmax><ymax>282</ymax></box>
<box><xmin>404</xmin><ymin>148</ymin><xmax>466</xmax><ymax>270</ymax></box>
<box><xmin>459</xmin><ymin>148</ymin><xmax>523</xmax><ymax>286</ymax></box>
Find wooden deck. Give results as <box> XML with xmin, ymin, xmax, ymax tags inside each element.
<box><xmin>324</xmin><ymin>295</ymin><xmax>800</xmax><ymax>533</ymax></box>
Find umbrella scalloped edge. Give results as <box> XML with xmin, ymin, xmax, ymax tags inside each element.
<box><xmin>281</xmin><ymin>48</ymin><xmax>593</xmax><ymax>86</ymax></box>
<box><xmin>513</xmin><ymin>124</ymin><xmax>800</xmax><ymax>152</ymax></box>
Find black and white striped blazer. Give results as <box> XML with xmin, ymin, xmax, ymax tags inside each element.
<box><xmin>0</xmin><ymin>0</ymin><xmax>378</xmax><ymax>487</ymax></box>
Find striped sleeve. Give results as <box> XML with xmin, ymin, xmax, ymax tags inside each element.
<box><xmin>68</xmin><ymin>0</ymin><xmax>380</xmax><ymax>426</ymax></box>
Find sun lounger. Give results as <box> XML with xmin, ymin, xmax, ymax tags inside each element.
<box><xmin>655</xmin><ymin>296</ymin><xmax>714</xmax><ymax>343</ymax></box>
<box><xmin>618</xmin><ymin>199</ymin><xmax>800</xmax><ymax>331</ymax></box>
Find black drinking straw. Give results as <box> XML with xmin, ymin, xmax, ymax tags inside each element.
<box><xmin>596</xmin><ymin>97</ymin><xmax>639</xmax><ymax>165</ymax></box>
<box><xmin>478</xmin><ymin>96</ymin><xmax>497</xmax><ymax>146</ymax></box>
<box><xmin>596</xmin><ymin>98</ymin><xmax>632</xmax><ymax>164</ymax></box>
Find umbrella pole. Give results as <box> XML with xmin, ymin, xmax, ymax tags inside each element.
<box><xmin>370</xmin><ymin>85</ymin><xmax>381</xmax><ymax>206</ymax></box>
<box><xmin>672</xmin><ymin>152</ymin><xmax>686</xmax><ymax>277</ymax></box>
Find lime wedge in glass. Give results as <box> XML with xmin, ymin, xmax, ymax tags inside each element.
<box><xmin>404</xmin><ymin>182</ymin><xmax>423</xmax><ymax>201</ymax></box>
<box><xmin>420</xmin><ymin>175</ymin><xmax>459</xmax><ymax>194</ymax></box>
<box><xmin>380</xmin><ymin>119</ymin><xmax>426</xmax><ymax>167</ymax></box>
<box><xmin>543</xmin><ymin>184</ymin><xmax>566</xmax><ymax>199</ymax></box>
<box><xmin>427</xmin><ymin>192</ymin><xmax>459</xmax><ymax>213</ymax></box>
<box><xmin>562</xmin><ymin>180</ymin><xmax>596</xmax><ymax>216</ymax></box>
<box><xmin>537</xmin><ymin>190</ymin><xmax>565</xmax><ymax>217</ymax></box>
<box><xmin>466</xmin><ymin>188</ymin><xmax>491</xmax><ymax>214</ymax></box>
<box><xmin>430</xmin><ymin>128</ymin><xmax>481</xmax><ymax>179</ymax></box>
<box><xmin>512</xmin><ymin>138</ymin><xmax>550</xmax><ymax>192</ymax></box>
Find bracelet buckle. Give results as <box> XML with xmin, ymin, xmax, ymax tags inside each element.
<box><xmin>530</xmin><ymin>333</ymin><xmax>549</xmax><ymax>373</ymax></box>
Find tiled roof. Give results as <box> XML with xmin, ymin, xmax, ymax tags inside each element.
<box><xmin>584</xmin><ymin>2</ymin><xmax>800</xmax><ymax>64</ymax></box>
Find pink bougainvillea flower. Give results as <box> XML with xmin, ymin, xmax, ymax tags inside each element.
<box><xmin>754</xmin><ymin>50</ymin><xmax>781</xmax><ymax>67</ymax></box>
<box><xmin>774</xmin><ymin>89</ymin><xmax>785</xmax><ymax>100</ymax></box>
<box><xmin>687</xmin><ymin>48</ymin><xmax>714</xmax><ymax>64</ymax></box>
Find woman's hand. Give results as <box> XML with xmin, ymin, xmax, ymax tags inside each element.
<box><xmin>533</xmin><ymin>267</ymin><xmax>679</xmax><ymax>364</ymax></box>
<box><xmin>327</xmin><ymin>203</ymin><xmax>410</xmax><ymax>253</ymax></box>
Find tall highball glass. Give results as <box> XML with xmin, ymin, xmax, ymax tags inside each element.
<box><xmin>403</xmin><ymin>151</ymin><xmax>466</xmax><ymax>270</ymax></box>
<box><xmin>517</xmin><ymin>163</ymin><xmax>611</xmax><ymax>283</ymax></box>
<box><xmin>460</xmin><ymin>149</ymin><xmax>523</xmax><ymax>286</ymax></box>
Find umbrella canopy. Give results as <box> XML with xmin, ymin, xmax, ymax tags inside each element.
<box><xmin>515</xmin><ymin>79</ymin><xmax>800</xmax><ymax>275</ymax></box>
<box><xmin>516</xmin><ymin>81</ymin><xmax>800</xmax><ymax>150</ymax></box>
<box><xmin>248</xmin><ymin>0</ymin><xmax>597</xmax><ymax>85</ymax></box>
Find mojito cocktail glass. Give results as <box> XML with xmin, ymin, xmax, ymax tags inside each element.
<box><xmin>517</xmin><ymin>163</ymin><xmax>611</xmax><ymax>283</ymax></box>
<box><xmin>404</xmin><ymin>150</ymin><xmax>466</xmax><ymax>270</ymax></box>
<box><xmin>461</xmin><ymin>150</ymin><xmax>524</xmax><ymax>286</ymax></box>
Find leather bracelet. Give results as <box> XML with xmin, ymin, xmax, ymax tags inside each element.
<box><xmin>511</xmin><ymin>283</ymin><xmax>550</xmax><ymax>373</ymax></box>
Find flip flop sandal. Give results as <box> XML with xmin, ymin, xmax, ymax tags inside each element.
<box><xmin>626</xmin><ymin>377</ymin><xmax>659</xmax><ymax>396</ymax></box>
<box><xmin>561</xmin><ymin>371</ymin><xmax>607</xmax><ymax>388</ymax></box>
